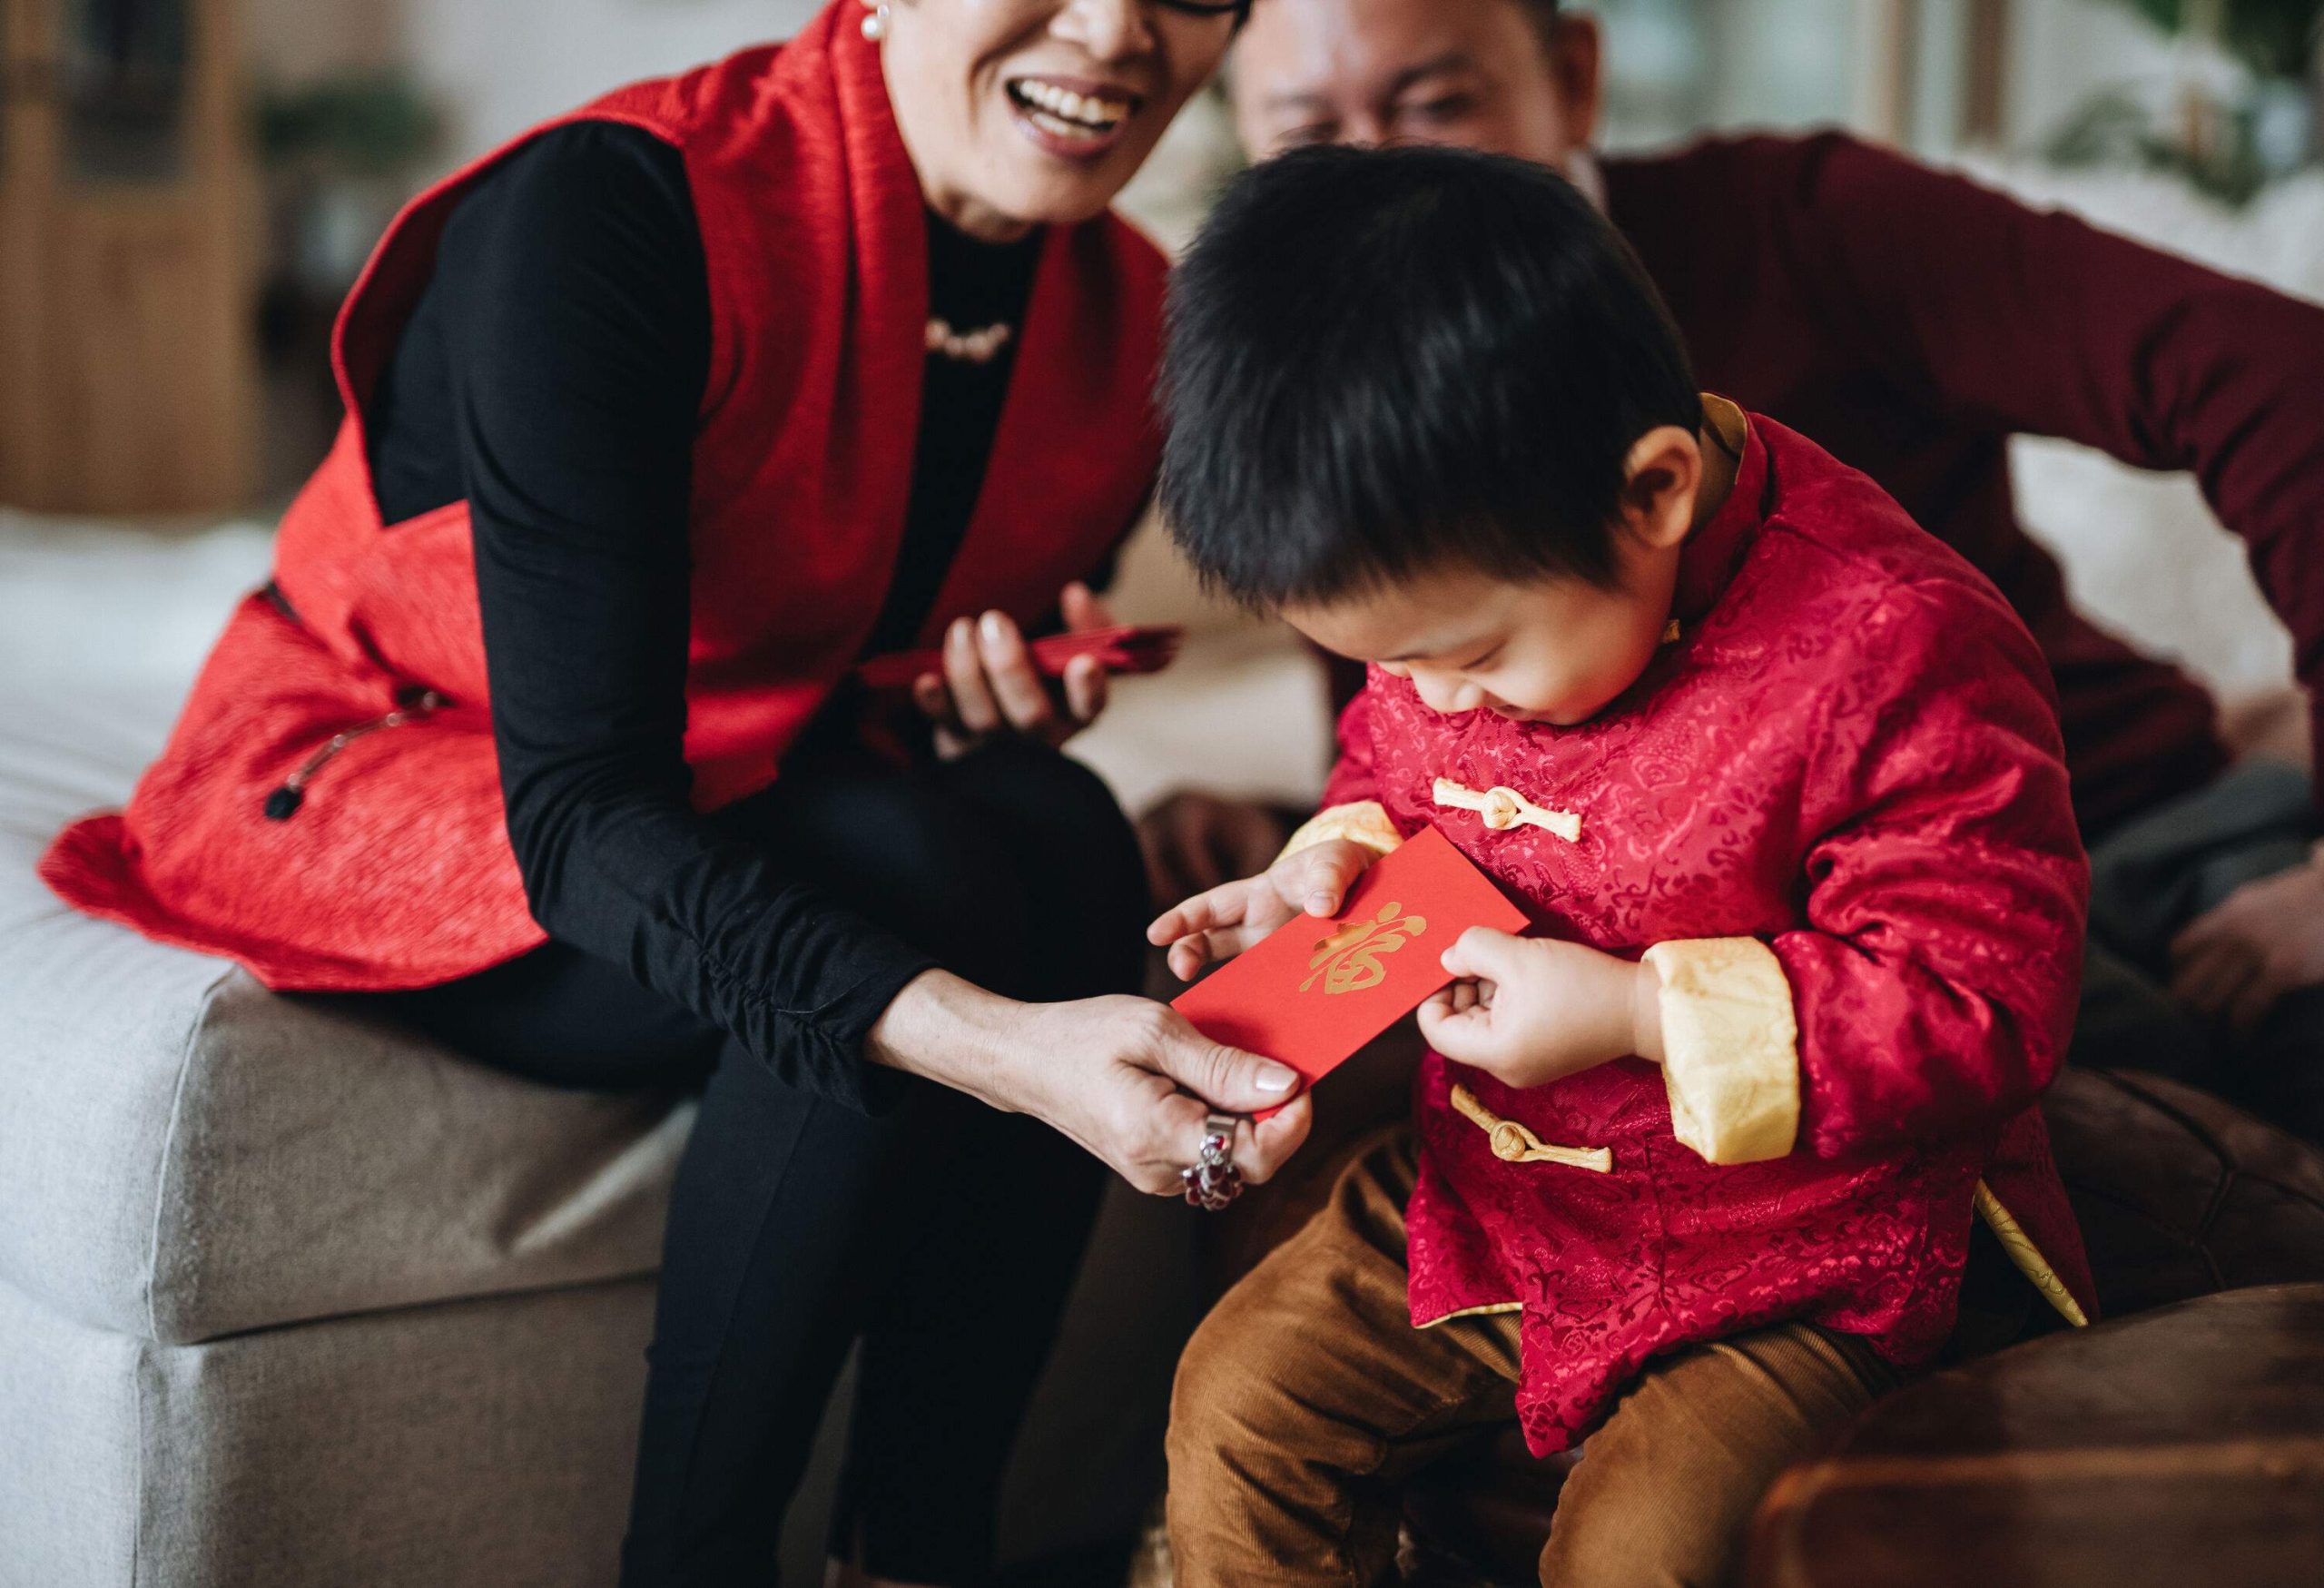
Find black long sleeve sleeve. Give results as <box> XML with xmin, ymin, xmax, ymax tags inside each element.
<box><xmin>365</xmin><ymin>123</ymin><xmax>1033</xmax><ymax>1108</ymax></box>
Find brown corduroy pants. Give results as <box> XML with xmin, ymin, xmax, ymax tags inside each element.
<box><xmin>1165</xmin><ymin>1129</ymin><xmax>1900</xmax><ymax>1588</ymax></box>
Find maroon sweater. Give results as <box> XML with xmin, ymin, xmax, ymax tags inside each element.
<box><xmin>1599</xmin><ymin>133</ymin><xmax>2324</xmax><ymax>837</ymax></box>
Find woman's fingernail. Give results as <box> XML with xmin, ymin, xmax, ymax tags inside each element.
<box><xmin>980</xmin><ymin>611</ymin><xmax>1005</xmax><ymax>644</ymax></box>
<box><xmin>1307</xmin><ymin>893</ymin><xmax>1334</xmax><ymax>914</ymax></box>
<box><xmin>1255</xmin><ymin>1062</ymin><xmax>1297</xmax><ymax>1093</ymax></box>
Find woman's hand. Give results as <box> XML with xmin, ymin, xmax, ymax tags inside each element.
<box><xmin>1147</xmin><ymin>838</ymin><xmax>1380</xmax><ymax>982</ymax></box>
<box><xmin>866</xmin><ymin>970</ymin><xmax>1314</xmax><ymax>1195</ymax></box>
<box><xmin>911</xmin><ymin>582</ymin><xmax>1114</xmax><ymax>757</ymax></box>
<box><xmin>1416</xmin><ymin>929</ymin><xmax>1665</xmax><ymax>1090</ymax></box>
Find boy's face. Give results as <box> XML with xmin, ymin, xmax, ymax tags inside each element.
<box><xmin>1277</xmin><ymin>423</ymin><xmax>1713</xmax><ymax>728</ymax></box>
<box><xmin>1283</xmin><ymin>551</ymin><xmax>1679</xmax><ymax>728</ymax></box>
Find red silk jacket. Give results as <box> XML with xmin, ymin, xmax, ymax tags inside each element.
<box><xmin>41</xmin><ymin>0</ymin><xmax>1167</xmax><ymax>990</ymax></box>
<box><xmin>1296</xmin><ymin>407</ymin><xmax>2097</xmax><ymax>1456</ymax></box>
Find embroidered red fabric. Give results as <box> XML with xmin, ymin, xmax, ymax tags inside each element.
<box><xmin>1327</xmin><ymin>415</ymin><xmax>2097</xmax><ymax>1455</ymax></box>
<box><xmin>39</xmin><ymin>0</ymin><xmax>1167</xmax><ymax>991</ymax></box>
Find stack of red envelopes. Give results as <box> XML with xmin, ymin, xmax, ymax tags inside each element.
<box><xmin>857</xmin><ymin>623</ymin><xmax>1183</xmax><ymax>693</ymax></box>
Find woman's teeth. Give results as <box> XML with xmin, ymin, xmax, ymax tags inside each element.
<box><xmin>1008</xmin><ymin>80</ymin><xmax>1132</xmax><ymax>141</ymax></box>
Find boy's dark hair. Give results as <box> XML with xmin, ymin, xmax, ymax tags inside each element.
<box><xmin>1158</xmin><ymin>143</ymin><xmax>1701</xmax><ymax>608</ymax></box>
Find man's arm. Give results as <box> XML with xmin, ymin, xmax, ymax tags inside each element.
<box><xmin>1777</xmin><ymin>133</ymin><xmax>2324</xmax><ymax>794</ymax></box>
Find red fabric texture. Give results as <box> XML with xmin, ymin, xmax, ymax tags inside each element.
<box><xmin>1606</xmin><ymin>134</ymin><xmax>2324</xmax><ymax>836</ymax></box>
<box><xmin>41</xmin><ymin>0</ymin><xmax>1167</xmax><ymax>991</ymax></box>
<box><xmin>1325</xmin><ymin>416</ymin><xmax>2097</xmax><ymax>1455</ymax></box>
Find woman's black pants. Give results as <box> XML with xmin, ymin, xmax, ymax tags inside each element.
<box><xmin>360</xmin><ymin>743</ymin><xmax>1150</xmax><ymax>1586</ymax></box>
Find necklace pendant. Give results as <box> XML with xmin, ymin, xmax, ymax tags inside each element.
<box><xmin>925</xmin><ymin>317</ymin><xmax>1014</xmax><ymax>364</ymax></box>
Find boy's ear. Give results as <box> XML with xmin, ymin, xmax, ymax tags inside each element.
<box><xmin>1616</xmin><ymin>424</ymin><xmax>1702</xmax><ymax>552</ymax></box>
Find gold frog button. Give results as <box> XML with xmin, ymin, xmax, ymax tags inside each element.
<box><xmin>1432</xmin><ymin>778</ymin><xmax>1581</xmax><ymax>842</ymax></box>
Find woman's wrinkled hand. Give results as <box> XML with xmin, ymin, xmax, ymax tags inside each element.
<box><xmin>2169</xmin><ymin>855</ymin><xmax>2324</xmax><ymax>1034</ymax></box>
<box><xmin>911</xmin><ymin>582</ymin><xmax>1113</xmax><ymax>756</ymax></box>
<box><xmin>1146</xmin><ymin>837</ymin><xmax>1380</xmax><ymax>983</ymax></box>
<box><xmin>866</xmin><ymin>972</ymin><xmax>1314</xmax><ymax>1196</ymax></box>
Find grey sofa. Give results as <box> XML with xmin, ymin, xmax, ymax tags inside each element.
<box><xmin>0</xmin><ymin>522</ymin><xmax>1194</xmax><ymax>1586</ymax></box>
<box><xmin>0</xmin><ymin>610</ymin><xmax>688</xmax><ymax>1583</ymax></box>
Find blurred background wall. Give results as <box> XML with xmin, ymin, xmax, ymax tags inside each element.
<box><xmin>7</xmin><ymin>0</ymin><xmax>2319</xmax><ymax>519</ymax></box>
<box><xmin>9</xmin><ymin>0</ymin><xmax>2319</xmax><ymax>517</ymax></box>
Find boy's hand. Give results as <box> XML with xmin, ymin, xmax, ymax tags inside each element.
<box><xmin>1147</xmin><ymin>837</ymin><xmax>1380</xmax><ymax>982</ymax></box>
<box><xmin>1417</xmin><ymin>929</ymin><xmax>1666</xmax><ymax>1090</ymax></box>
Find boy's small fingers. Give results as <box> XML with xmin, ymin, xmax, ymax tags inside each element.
<box><xmin>1441</xmin><ymin>926</ymin><xmax>1523</xmax><ymax>980</ymax></box>
<box><xmin>1154</xmin><ymin>888</ymin><xmax>1234</xmax><ymax>944</ymax></box>
<box><xmin>1421</xmin><ymin>1005</ymin><xmax>1496</xmax><ymax>1067</ymax></box>
<box><xmin>1417</xmin><ymin>994</ymin><xmax>1475</xmax><ymax>1046</ymax></box>
<box><xmin>1283</xmin><ymin>844</ymin><xmax>1360</xmax><ymax>916</ymax></box>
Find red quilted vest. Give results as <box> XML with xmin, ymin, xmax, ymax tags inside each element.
<box><xmin>41</xmin><ymin>0</ymin><xmax>1166</xmax><ymax>990</ymax></box>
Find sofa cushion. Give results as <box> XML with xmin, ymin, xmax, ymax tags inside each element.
<box><xmin>2042</xmin><ymin>1067</ymin><xmax>2324</xmax><ymax>1317</ymax></box>
<box><xmin>0</xmin><ymin>518</ymin><xmax>689</xmax><ymax>1345</ymax></box>
<box><xmin>1743</xmin><ymin>1283</ymin><xmax>2324</xmax><ymax>1588</ymax></box>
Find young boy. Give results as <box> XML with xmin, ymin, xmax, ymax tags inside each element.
<box><xmin>1149</xmin><ymin>145</ymin><xmax>2096</xmax><ymax>1587</ymax></box>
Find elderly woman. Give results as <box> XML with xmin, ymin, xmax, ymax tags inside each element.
<box><xmin>42</xmin><ymin>2</ymin><xmax>1308</xmax><ymax>1583</ymax></box>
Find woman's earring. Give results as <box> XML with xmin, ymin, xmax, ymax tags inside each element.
<box><xmin>861</xmin><ymin>0</ymin><xmax>891</xmax><ymax>41</ymax></box>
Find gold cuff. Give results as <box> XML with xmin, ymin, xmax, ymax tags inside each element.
<box><xmin>1641</xmin><ymin>937</ymin><xmax>1800</xmax><ymax>1165</ymax></box>
<box><xmin>1277</xmin><ymin>801</ymin><xmax>1403</xmax><ymax>863</ymax></box>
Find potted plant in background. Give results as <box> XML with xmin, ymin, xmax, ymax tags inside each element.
<box><xmin>2053</xmin><ymin>0</ymin><xmax>2322</xmax><ymax>202</ymax></box>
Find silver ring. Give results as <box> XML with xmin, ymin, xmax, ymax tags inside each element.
<box><xmin>1181</xmin><ymin>1112</ymin><xmax>1244</xmax><ymax>1211</ymax></box>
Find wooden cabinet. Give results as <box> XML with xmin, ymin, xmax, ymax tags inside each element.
<box><xmin>1</xmin><ymin>0</ymin><xmax>260</xmax><ymax>513</ymax></box>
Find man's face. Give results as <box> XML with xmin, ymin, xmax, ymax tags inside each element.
<box><xmin>1227</xmin><ymin>0</ymin><xmax>1600</xmax><ymax>167</ymax></box>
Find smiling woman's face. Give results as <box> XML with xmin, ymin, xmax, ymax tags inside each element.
<box><xmin>880</xmin><ymin>0</ymin><xmax>1241</xmax><ymax>240</ymax></box>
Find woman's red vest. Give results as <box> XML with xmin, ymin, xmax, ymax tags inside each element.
<box><xmin>40</xmin><ymin>1</ymin><xmax>1167</xmax><ymax>991</ymax></box>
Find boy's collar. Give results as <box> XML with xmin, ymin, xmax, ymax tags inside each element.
<box><xmin>1670</xmin><ymin>395</ymin><xmax>1768</xmax><ymax>626</ymax></box>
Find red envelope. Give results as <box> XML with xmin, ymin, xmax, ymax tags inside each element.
<box><xmin>1172</xmin><ymin>826</ymin><xmax>1529</xmax><ymax>1110</ymax></box>
<box><xmin>856</xmin><ymin>623</ymin><xmax>1183</xmax><ymax>693</ymax></box>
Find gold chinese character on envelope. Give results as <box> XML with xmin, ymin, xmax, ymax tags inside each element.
<box><xmin>1302</xmin><ymin>901</ymin><xmax>1429</xmax><ymax>996</ymax></box>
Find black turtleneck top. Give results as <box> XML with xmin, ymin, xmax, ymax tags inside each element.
<box><xmin>363</xmin><ymin>123</ymin><xmax>1047</xmax><ymax>1104</ymax></box>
